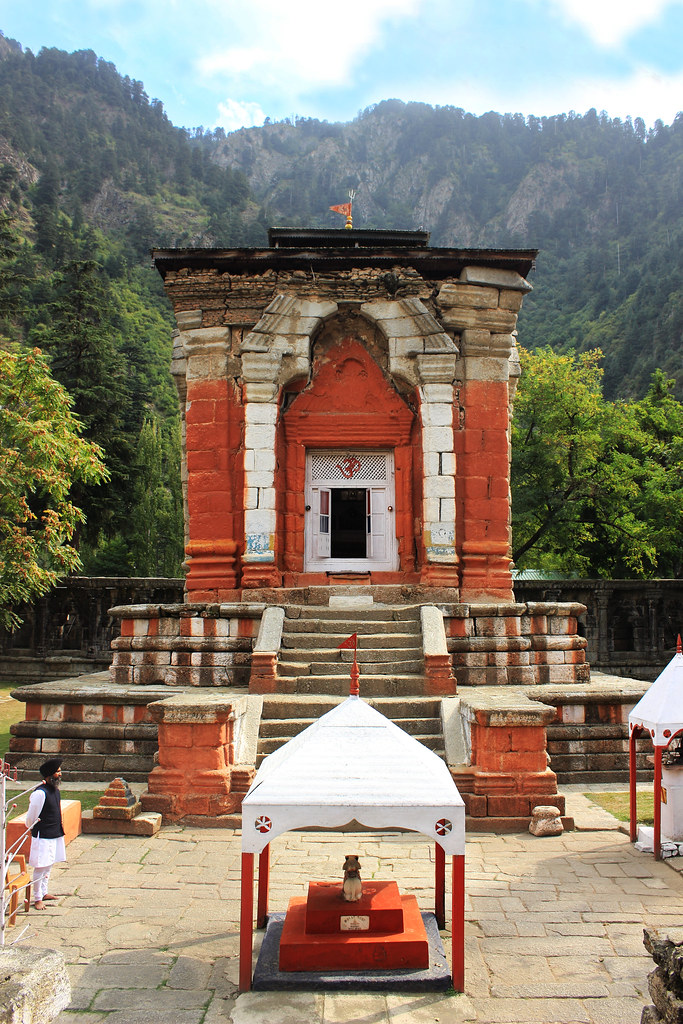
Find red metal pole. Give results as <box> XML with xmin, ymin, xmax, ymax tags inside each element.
<box><xmin>629</xmin><ymin>727</ymin><xmax>638</xmax><ymax>842</ymax></box>
<box><xmin>239</xmin><ymin>852</ymin><xmax>254</xmax><ymax>992</ymax></box>
<box><xmin>452</xmin><ymin>855</ymin><xmax>465</xmax><ymax>993</ymax></box>
<box><xmin>257</xmin><ymin>844</ymin><xmax>270</xmax><ymax>929</ymax></box>
<box><xmin>435</xmin><ymin>842</ymin><xmax>445</xmax><ymax>929</ymax></box>
<box><xmin>654</xmin><ymin>746</ymin><xmax>663</xmax><ymax>862</ymax></box>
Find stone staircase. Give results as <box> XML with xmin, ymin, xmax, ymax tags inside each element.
<box><xmin>276</xmin><ymin>604</ymin><xmax>426</xmax><ymax>697</ymax></box>
<box><xmin>256</xmin><ymin>694</ymin><xmax>445</xmax><ymax>769</ymax></box>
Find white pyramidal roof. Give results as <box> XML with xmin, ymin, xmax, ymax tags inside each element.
<box><xmin>241</xmin><ymin>696</ymin><xmax>465</xmax><ymax>855</ymax></box>
<box><xmin>629</xmin><ymin>647</ymin><xmax>683</xmax><ymax>747</ymax></box>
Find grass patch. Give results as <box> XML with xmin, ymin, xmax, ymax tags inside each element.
<box><xmin>586</xmin><ymin>790</ymin><xmax>655</xmax><ymax>825</ymax></box>
<box><xmin>5</xmin><ymin>789</ymin><xmax>104</xmax><ymax>817</ymax></box>
<box><xmin>0</xmin><ymin>684</ymin><xmax>27</xmax><ymax>759</ymax></box>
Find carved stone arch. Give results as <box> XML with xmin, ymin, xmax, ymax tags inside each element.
<box><xmin>239</xmin><ymin>294</ymin><xmax>338</xmax><ymax>396</ymax></box>
<box><xmin>359</xmin><ymin>297</ymin><xmax>458</xmax><ymax>387</ymax></box>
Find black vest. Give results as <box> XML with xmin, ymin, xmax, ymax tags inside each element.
<box><xmin>31</xmin><ymin>783</ymin><xmax>65</xmax><ymax>839</ymax></box>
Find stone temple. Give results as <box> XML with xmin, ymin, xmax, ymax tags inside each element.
<box><xmin>10</xmin><ymin>227</ymin><xmax>624</xmax><ymax>830</ymax></box>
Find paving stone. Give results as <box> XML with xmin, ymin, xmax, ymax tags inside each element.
<box><xmin>168</xmin><ymin>955</ymin><xmax>215</xmax><ymax>989</ymax></box>
<box><xmin>580</xmin><ymin>996</ymin><xmax>649</xmax><ymax>1023</ymax></box>
<box><xmin>71</xmin><ymin>963</ymin><xmax>170</xmax><ymax>989</ymax></box>
<box><xmin>55</xmin><ymin>1014</ymin><xmax>108</xmax><ymax>1024</ymax></box>
<box><xmin>322</xmin><ymin>992</ymin><xmax>388</xmax><ymax>1023</ymax></box>
<box><xmin>104</xmin><ymin>1012</ymin><xmax>206</xmax><ymax>1024</ymax></box>
<box><xmin>231</xmin><ymin>991</ymin><xmax>323</xmax><ymax>1024</ymax></box>
<box><xmin>93</xmin><ymin>987</ymin><xmax>208</xmax><ymax>1011</ymax></box>
<box><xmin>386</xmin><ymin>992</ymin><xmax>477</xmax><ymax>1022</ymax></box>
<box><xmin>470</xmin><ymin>996</ymin><xmax>591</xmax><ymax>1022</ymax></box>
<box><xmin>490</xmin><ymin>980</ymin><xmax>610</xmax><ymax>998</ymax></box>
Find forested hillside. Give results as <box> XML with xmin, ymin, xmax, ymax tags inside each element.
<box><xmin>0</xmin><ymin>32</ymin><xmax>681</xmax><ymax>582</ymax></box>
<box><xmin>0</xmin><ymin>34</ymin><xmax>262</xmax><ymax>578</ymax></box>
<box><xmin>208</xmin><ymin>101</ymin><xmax>683</xmax><ymax>400</ymax></box>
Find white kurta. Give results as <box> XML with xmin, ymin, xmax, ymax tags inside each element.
<box><xmin>25</xmin><ymin>789</ymin><xmax>67</xmax><ymax>869</ymax></box>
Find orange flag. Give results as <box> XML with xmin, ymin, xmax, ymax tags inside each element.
<box><xmin>329</xmin><ymin>203</ymin><xmax>352</xmax><ymax>216</ymax></box>
<box><xmin>338</xmin><ymin>632</ymin><xmax>357</xmax><ymax>650</ymax></box>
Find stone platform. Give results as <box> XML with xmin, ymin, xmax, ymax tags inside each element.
<box><xmin>16</xmin><ymin>797</ymin><xmax>683</xmax><ymax>1024</ymax></box>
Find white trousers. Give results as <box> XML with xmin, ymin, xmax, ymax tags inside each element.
<box><xmin>32</xmin><ymin>865</ymin><xmax>52</xmax><ymax>902</ymax></box>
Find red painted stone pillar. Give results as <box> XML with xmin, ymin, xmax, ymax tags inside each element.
<box><xmin>176</xmin><ymin>324</ymin><xmax>244</xmax><ymax>602</ymax></box>
<box><xmin>457</xmin><ymin>330</ymin><xmax>515</xmax><ymax>601</ymax></box>
<box><xmin>142</xmin><ymin>693</ymin><xmax>253</xmax><ymax>820</ymax></box>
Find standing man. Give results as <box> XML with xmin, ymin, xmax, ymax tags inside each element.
<box><xmin>25</xmin><ymin>758</ymin><xmax>66</xmax><ymax>909</ymax></box>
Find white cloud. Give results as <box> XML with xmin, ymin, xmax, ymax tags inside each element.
<box><xmin>215</xmin><ymin>98</ymin><xmax>266</xmax><ymax>132</ymax></box>
<box><xmin>196</xmin><ymin>0</ymin><xmax>422</xmax><ymax>94</ymax></box>
<box><xmin>547</xmin><ymin>0</ymin><xmax>683</xmax><ymax>48</ymax></box>
<box><xmin>408</xmin><ymin>63</ymin><xmax>683</xmax><ymax>128</ymax></box>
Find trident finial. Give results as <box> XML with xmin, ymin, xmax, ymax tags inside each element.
<box><xmin>329</xmin><ymin>189</ymin><xmax>357</xmax><ymax>230</ymax></box>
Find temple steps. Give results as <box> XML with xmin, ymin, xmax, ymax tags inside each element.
<box><xmin>255</xmin><ymin>695</ymin><xmax>444</xmax><ymax>769</ymax></box>
<box><xmin>276</xmin><ymin>603</ymin><xmax>425</xmax><ymax>693</ymax></box>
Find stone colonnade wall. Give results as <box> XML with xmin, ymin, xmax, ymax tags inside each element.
<box><xmin>1</xmin><ymin>578</ymin><xmax>680</xmax><ymax>683</ymax></box>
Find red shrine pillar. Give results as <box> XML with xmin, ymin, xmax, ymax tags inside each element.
<box><xmin>457</xmin><ymin>329</ymin><xmax>515</xmax><ymax>601</ymax></box>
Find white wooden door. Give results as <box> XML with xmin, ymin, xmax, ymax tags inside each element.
<box><xmin>305</xmin><ymin>451</ymin><xmax>397</xmax><ymax>572</ymax></box>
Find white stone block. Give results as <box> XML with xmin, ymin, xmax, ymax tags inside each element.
<box><xmin>424</xmin><ymin>475</ymin><xmax>454</xmax><ymax>499</ymax></box>
<box><xmin>422</xmin><ymin>425</ymin><xmax>453</xmax><ymax>453</ymax></box>
<box><xmin>460</xmin><ymin>266</ymin><xmax>533</xmax><ymax>291</ymax></box>
<box><xmin>245</xmin><ymin>422</ymin><xmax>276</xmax><ymax>450</ymax></box>
<box><xmin>245</xmin><ymin>487</ymin><xmax>259</xmax><ymax>510</ymax></box>
<box><xmin>254</xmin><ymin>450</ymin><xmax>277</xmax><ymax>473</ymax></box>
<box><xmin>243</xmin><ymin>449</ymin><xmax>255</xmax><ymax>471</ymax></box>
<box><xmin>258</xmin><ymin>487</ymin><xmax>277</xmax><ymax>510</ymax></box>
<box><xmin>440</xmin><ymin>452</ymin><xmax>456</xmax><ymax>475</ymax></box>
<box><xmin>423</xmin><ymin>451</ymin><xmax>441</xmax><ymax>477</ymax></box>
<box><xmin>440</xmin><ymin>498</ymin><xmax>456</xmax><ymax>520</ymax></box>
<box><xmin>389</xmin><ymin>337</ymin><xmax>424</xmax><ymax>359</ymax></box>
<box><xmin>246</xmin><ymin>403</ymin><xmax>278</xmax><ymax>425</ymax></box>
<box><xmin>244</xmin><ymin>381</ymin><xmax>277</xmax><ymax>402</ymax></box>
<box><xmin>421</xmin><ymin>403</ymin><xmax>453</xmax><ymax>427</ymax></box>
<box><xmin>248</xmin><ymin>471</ymin><xmax>274</xmax><ymax>489</ymax></box>
<box><xmin>245</xmin><ymin>508</ymin><xmax>276</xmax><ymax>535</ymax></box>
<box><xmin>421</xmin><ymin>384</ymin><xmax>454</xmax><ymax>403</ymax></box>
<box><xmin>423</xmin><ymin>498</ymin><xmax>441</xmax><ymax>522</ymax></box>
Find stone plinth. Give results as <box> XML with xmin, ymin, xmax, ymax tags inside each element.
<box><xmin>108</xmin><ymin>602</ymin><xmax>263</xmax><ymax>688</ymax></box>
<box><xmin>7</xmin><ymin>674</ymin><xmax>167</xmax><ymax>782</ymax></box>
<box><xmin>140</xmin><ymin>692</ymin><xmax>257</xmax><ymax>821</ymax></box>
<box><xmin>453</xmin><ymin>686</ymin><xmax>570</xmax><ymax>828</ymax></box>
<box><xmin>0</xmin><ymin>946</ymin><xmax>70</xmax><ymax>1024</ymax></box>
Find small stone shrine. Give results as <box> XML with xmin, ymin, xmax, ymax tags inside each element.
<box><xmin>240</xmin><ymin>689</ymin><xmax>465</xmax><ymax>992</ymax></box>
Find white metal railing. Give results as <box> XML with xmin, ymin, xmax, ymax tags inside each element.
<box><xmin>1</xmin><ymin>758</ymin><xmax>34</xmax><ymax>944</ymax></box>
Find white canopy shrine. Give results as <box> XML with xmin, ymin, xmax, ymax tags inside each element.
<box><xmin>628</xmin><ymin>638</ymin><xmax>683</xmax><ymax>859</ymax></box>
<box><xmin>238</xmin><ymin>695</ymin><xmax>466</xmax><ymax>991</ymax></box>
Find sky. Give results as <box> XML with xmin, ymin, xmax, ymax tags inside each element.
<box><xmin>1</xmin><ymin>0</ymin><xmax>682</xmax><ymax>133</ymax></box>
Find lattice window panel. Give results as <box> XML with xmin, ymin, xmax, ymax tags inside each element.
<box><xmin>310</xmin><ymin>452</ymin><xmax>388</xmax><ymax>482</ymax></box>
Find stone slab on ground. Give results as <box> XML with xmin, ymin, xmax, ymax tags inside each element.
<box><xmin>80</xmin><ymin>810</ymin><xmax>161</xmax><ymax>835</ymax></box>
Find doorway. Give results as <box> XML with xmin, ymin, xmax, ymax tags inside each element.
<box><xmin>304</xmin><ymin>450</ymin><xmax>398</xmax><ymax>572</ymax></box>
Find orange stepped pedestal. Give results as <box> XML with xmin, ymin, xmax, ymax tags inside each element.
<box><xmin>279</xmin><ymin>880</ymin><xmax>429</xmax><ymax>972</ymax></box>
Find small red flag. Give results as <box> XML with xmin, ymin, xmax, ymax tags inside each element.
<box><xmin>338</xmin><ymin>632</ymin><xmax>357</xmax><ymax>650</ymax></box>
<box><xmin>329</xmin><ymin>202</ymin><xmax>352</xmax><ymax>216</ymax></box>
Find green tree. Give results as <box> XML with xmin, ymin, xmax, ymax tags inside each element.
<box><xmin>128</xmin><ymin>417</ymin><xmax>183</xmax><ymax>577</ymax></box>
<box><xmin>30</xmin><ymin>259</ymin><xmax>133</xmax><ymax>544</ymax></box>
<box><xmin>0</xmin><ymin>346</ymin><xmax>108</xmax><ymax>629</ymax></box>
<box><xmin>510</xmin><ymin>346</ymin><xmax>682</xmax><ymax>576</ymax></box>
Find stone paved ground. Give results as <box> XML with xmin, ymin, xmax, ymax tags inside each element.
<box><xmin>11</xmin><ymin>799</ymin><xmax>683</xmax><ymax>1024</ymax></box>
